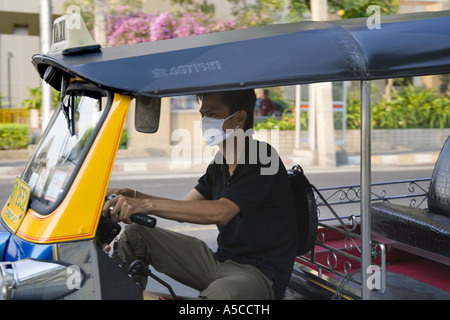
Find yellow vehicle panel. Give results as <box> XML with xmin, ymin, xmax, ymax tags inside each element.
<box><xmin>15</xmin><ymin>94</ymin><xmax>131</xmax><ymax>244</ymax></box>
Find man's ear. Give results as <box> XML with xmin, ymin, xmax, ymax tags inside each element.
<box><xmin>237</xmin><ymin>110</ymin><xmax>247</xmax><ymax>128</ymax></box>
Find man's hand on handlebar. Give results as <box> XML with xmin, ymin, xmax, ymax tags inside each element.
<box><xmin>106</xmin><ymin>188</ymin><xmax>136</xmax><ymax>199</ymax></box>
<box><xmin>102</xmin><ymin>192</ymin><xmax>156</xmax><ymax>227</ymax></box>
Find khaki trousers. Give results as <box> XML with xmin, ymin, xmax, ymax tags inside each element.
<box><xmin>118</xmin><ymin>224</ymin><xmax>275</xmax><ymax>300</ymax></box>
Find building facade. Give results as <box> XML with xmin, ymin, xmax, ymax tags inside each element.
<box><xmin>0</xmin><ymin>0</ymin><xmax>65</xmax><ymax>108</ymax></box>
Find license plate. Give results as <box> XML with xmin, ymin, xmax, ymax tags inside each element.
<box><xmin>1</xmin><ymin>177</ymin><xmax>31</xmax><ymax>233</ymax></box>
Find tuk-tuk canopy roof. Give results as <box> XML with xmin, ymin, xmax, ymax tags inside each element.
<box><xmin>32</xmin><ymin>10</ymin><xmax>450</xmax><ymax>97</ymax></box>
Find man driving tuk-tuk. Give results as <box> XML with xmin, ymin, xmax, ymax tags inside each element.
<box><xmin>104</xmin><ymin>89</ymin><xmax>298</xmax><ymax>300</ymax></box>
<box><xmin>0</xmin><ymin>9</ymin><xmax>449</xmax><ymax>301</ymax></box>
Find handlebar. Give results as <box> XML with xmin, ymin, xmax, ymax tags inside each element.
<box><xmin>106</xmin><ymin>194</ymin><xmax>157</xmax><ymax>228</ymax></box>
<box><xmin>130</xmin><ymin>213</ymin><xmax>157</xmax><ymax>228</ymax></box>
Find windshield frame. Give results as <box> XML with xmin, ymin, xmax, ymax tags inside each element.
<box><xmin>23</xmin><ymin>82</ymin><xmax>113</xmax><ymax>215</ymax></box>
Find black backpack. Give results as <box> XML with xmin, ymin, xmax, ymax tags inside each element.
<box><xmin>287</xmin><ymin>165</ymin><xmax>318</xmax><ymax>256</ymax></box>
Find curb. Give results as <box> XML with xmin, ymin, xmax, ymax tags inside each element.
<box><xmin>371</xmin><ymin>152</ymin><xmax>439</xmax><ymax>166</ymax></box>
<box><xmin>346</xmin><ymin>151</ymin><xmax>440</xmax><ymax>166</ymax></box>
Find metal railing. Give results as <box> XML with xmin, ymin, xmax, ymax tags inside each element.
<box><xmin>295</xmin><ymin>177</ymin><xmax>431</xmax><ymax>299</ymax></box>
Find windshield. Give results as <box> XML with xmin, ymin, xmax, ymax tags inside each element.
<box><xmin>22</xmin><ymin>83</ymin><xmax>111</xmax><ymax>214</ymax></box>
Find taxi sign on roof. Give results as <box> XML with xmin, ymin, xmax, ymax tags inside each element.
<box><xmin>48</xmin><ymin>13</ymin><xmax>101</xmax><ymax>55</ymax></box>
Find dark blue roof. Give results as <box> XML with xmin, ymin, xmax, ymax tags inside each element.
<box><xmin>32</xmin><ymin>10</ymin><xmax>450</xmax><ymax>96</ymax></box>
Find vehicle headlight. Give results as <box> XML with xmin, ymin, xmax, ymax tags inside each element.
<box><xmin>0</xmin><ymin>258</ymin><xmax>85</xmax><ymax>300</ymax></box>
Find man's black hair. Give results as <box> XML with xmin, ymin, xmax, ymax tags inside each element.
<box><xmin>196</xmin><ymin>89</ymin><xmax>256</xmax><ymax>131</ymax></box>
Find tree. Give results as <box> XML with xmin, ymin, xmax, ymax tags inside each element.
<box><xmin>63</xmin><ymin>0</ymin><xmax>144</xmax><ymax>30</ymax></box>
<box><xmin>21</xmin><ymin>87</ymin><xmax>60</xmax><ymax>113</ymax></box>
<box><xmin>327</xmin><ymin>0</ymin><xmax>399</xmax><ymax>19</ymax></box>
<box><xmin>165</xmin><ymin>0</ymin><xmax>286</xmax><ymax>26</ymax></box>
<box><xmin>166</xmin><ymin>0</ymin><xmax>215</xmax><ymax>16</ymax></box>
<box><xmin>286</xmin><ymin>0</ymin><xmax>399</xmax><ymax>20</ymax></box>
<box><xmin>225</xmin><ymin>0</ymin><xmax>400</xmax><ymax>25</ymax></box>
<box><xmin>65</xmin><ymin>0</ymin><xmax>400</xmax><ymax>47</ymax></box>
<box><xmin>227</xmin><ymin>0</ymin><xmax>285</xmax><ymax>26</ymax></box>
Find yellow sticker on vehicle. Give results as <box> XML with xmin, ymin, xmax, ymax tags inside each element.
<box><xmin>1</xmin><ymin>177</ymin><xmax>31</xmax><ymax>233</ymax></box>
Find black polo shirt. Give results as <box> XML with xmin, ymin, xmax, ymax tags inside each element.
<box><xmin>195</xmin><ymin>139</ymin><xmax>298</xmax><ymax>299</ymax></box>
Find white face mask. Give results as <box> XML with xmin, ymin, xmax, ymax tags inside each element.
<box><xmin>201</xmin><ymin>111</ymin><xmax>238</xmax><ymax>146</ymax></box>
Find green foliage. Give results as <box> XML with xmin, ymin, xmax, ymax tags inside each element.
<box><xmin>328</xmin><ymin>0</ymin><xmax>399</xmax><ymax>19</ymax></box>
<box><xmin>254</xmin><ymin>88</ymin><xmax>308</xmax><ymax>131</ymax></box>
<box><xmin>119</xmin><ymin>127</ymin><xmax>129</xmax><ymax>149</ymax></box>
<box><xmin>21</xmin><ymin>87</ymin><xmax>41</xmax><ymax>110</ymax></box>
<box><xmin>287</xmin><ymin>0</ymin><xmax>399</xmax><ymax>21</ymax></box>
<box><xmin>254</xmin><ymin>115</ymin><xmax>294</xmax><ymax>131</ymax></box>
<box><xmin>168</xmin><ymin>0</ymin><xmax>215</xmax><ymax>16</ymax></box>
<box><xmin>255</xmin><ymin>108</ymin><xmax>308</xmax><ymax>131</ymax></box>
<box><xmin>0</xmin><ymin>124</ymin><xmax>29</xmax><ymax>150</ymax></box>
<box><xmin>21</xmin><ymin>87</ymin><xmax>60</xmax><ymax>114</ymax></box>
<box><xmin>285</xmin><ymin>0</ymin><xmax>310</xmax><ymax>21</ymax></box>
<box><xmin>227</xmin><ymin>0</ymin><xmax>285</xmax><ymax>26</ymax></box>
<box><xmin>347</xmin><ymin>85</ymin><xmax>450</xmax><ymax>129</ymax></box>
<box><xmin>227</xmin><ymin>0</ymin><xmax>400</xmax><ymax>26</ymax></box>
<box><xmin>257</xmin><ymin>84</ymin><xmax>449</xmax><ymax>131</ymax></box>
<box><xmin>346</xmin><ymin>90</ymin><xmax>363</xmax><ymax>129</ymax></box>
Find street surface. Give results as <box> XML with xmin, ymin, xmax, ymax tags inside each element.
<box><xmin>0</xmin><ymin>164</ymin><xmax>434</xmax><ymax>298</ymax></box>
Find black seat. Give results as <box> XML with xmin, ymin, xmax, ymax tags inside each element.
<box><xmin>371</xmin><ymin>136</ymin><xmax>450</xmax><ymax>258</ymax></box>
<box><xmin>428</xmin><ymin>136</ymin><xmax>450</xmax><ymax>217</ymax></box>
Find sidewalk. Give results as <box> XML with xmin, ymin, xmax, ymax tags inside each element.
<box><xmin>0</xmin><ymin>147</ymin><xmax>440</xmax><ymax>179</ymax></box>
<box><xmin>111</xmin><ymin>150</ymin><xmax>439</xmax><ymax>176</ymax></box>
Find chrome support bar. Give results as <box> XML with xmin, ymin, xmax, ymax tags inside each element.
<box><xmin>360</xmin><ymin>80</ymin><xmax>372</xmax><ymax>300</ymax></box>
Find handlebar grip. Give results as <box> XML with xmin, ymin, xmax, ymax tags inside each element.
<box><xmin>130</xmin><ymin>213</ymin><xmax>157</xmax><ymax>228</ymax></box>
<box><xmin>106</xmin><ymin>194</ymin><xmax>157</xmax><ymax>228</ymax></box>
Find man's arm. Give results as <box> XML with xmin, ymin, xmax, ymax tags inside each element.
<box><xmin>102</xmin><ymin>188</ymin><xmax>240</xmax><ymax>225</ymax></box>
<box><xmin>107</xmin><ymin>187</ymin><xmax>206</xmax><ymax>201</ymax></box>
<box><xmin>183</xmin><ymin>188</ymin><xmax>206</xmax><ymax>201</ymax></box>
<box><xmin>106</xmin><ymin>188</ymin><xmax>169</xmax><ymax>201</ymax></box>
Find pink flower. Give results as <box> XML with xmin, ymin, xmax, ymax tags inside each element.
<box><xmin>105</xmin><ymin>6</ymin><xmax>241</xmax><ymax>46</ymax></box>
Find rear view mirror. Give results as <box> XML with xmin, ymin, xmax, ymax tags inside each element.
<box><xmin>134</xmin><ymin>96</ymin><xmax>161</xmax><ymax>133</ymax></box>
